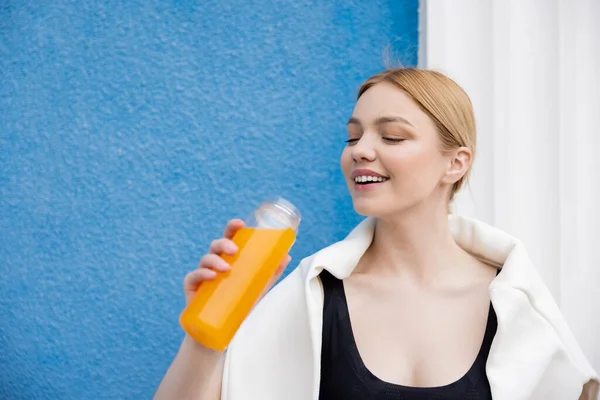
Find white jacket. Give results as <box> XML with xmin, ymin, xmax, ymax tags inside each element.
<box><xmin>222</xmin><ymin>215</ymin><xmax>599</xmax><ymax>399</ymax></box>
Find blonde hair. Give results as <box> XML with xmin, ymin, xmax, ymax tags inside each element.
<box><xmin>358</xmin><ymin>68</ymin><xmax>476</xmax><ymax>205</ymax></box>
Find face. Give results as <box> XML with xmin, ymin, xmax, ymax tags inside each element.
<box><xmin>340</xmin><ymin>82</ymin><xmax>468</xmax><ymax>218</ymax></box>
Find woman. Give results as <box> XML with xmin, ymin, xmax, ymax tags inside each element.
<box><xmin>155</xmin><ymin>68</ymin><xmax>599</xmax><ymax>399</ymax></box>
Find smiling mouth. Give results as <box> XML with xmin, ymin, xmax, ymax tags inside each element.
<box><xmin>353</xmin><ymin>176</ymin><xmax>390</xmax><ymax>185</ymax></box>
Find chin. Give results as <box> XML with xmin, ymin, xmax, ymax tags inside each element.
<box><xmin>351</xmin><ymin>192</ymin><xmax>422</xmax><ymax>219</ymax></box>
<box><xmin>351</xmin><ymin>197</ymin><xmax>393</xmax><ymax>218</ymax></box>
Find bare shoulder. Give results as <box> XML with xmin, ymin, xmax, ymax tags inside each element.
<box><xmin>462</xmin><ymin>250</ymin><xmax>499</xmax><ymax>285</ymax></box>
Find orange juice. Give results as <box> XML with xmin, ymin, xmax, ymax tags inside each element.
<box><xmin>180</xmin><ymin>227</ymin><xmax>296</xmax><ymax>351</ymax></box>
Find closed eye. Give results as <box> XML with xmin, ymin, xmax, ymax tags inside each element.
<box><xmin>383</xmin><ymin>138</ymin><xmax>405</xmax><ymax>143</ymax></box>
<box><xmin>345</xmin><ymin>138</ymin><xmax>405</xmax><ymax>145</ymax></box>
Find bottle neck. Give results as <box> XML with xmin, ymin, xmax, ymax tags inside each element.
<box><xmin>252</xmin><ymin>198</ymin><xmax>301</xmax><ymax>232</ymax></box>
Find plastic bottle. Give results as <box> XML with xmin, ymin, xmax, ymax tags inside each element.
<box><xmin>179</xmin><ymin>197</ymin><xmax>301</xmax><ymax>351</ymax></box>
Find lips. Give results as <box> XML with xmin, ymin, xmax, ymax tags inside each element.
<box><xmin>351</xmin><ymin>169</ymin><xmax>389</xmax><ymax>179</ymax></box>
<box><xmin>351</xmin><ymin>168</ymin><xmax>390</xmax><ymax>186</ymax></box>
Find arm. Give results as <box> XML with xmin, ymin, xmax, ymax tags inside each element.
<box><xmin>154</xmin><ymin>336</ymin><xmax>225</xmax><ymax>400</ymax></box>
<box><xmin>578</xmin><ymin>379</ymin><xmax>599</xmax><ymax>400</ymax></box>
<box><xmin>154</xmin><ymin>219</ymin><xmax>291</xmax><ymax>399</ymax></box>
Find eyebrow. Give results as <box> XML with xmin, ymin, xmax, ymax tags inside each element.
<box><xmin>347</xmin><ymin>116</ymin><xmax>414</xmax><ymax>128</ymax></box>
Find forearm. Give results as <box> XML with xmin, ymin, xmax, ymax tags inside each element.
<box><xmin>155</xmin><ymin>335</ymin><xmax>225</xmax><ymax>400</ymax></box>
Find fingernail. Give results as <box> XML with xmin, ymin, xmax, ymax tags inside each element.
<box><xmin>227</xmin><ymin>244</ymin><xmax>238</xmax><ymax>253</ymax></box>
<box><xmin>220</xmin><ymin>261</ymin><xmax>231</xmax><ymax>270</ymax></box>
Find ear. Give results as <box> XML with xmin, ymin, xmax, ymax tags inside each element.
<box><xmin>442</xmin><ymin>146</ymin><xmax>472</xmax><ymax>185</ymax></box>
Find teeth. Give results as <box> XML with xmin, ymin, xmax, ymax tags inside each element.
<box><xmin>354</xmin><ymin>176</ymin><xmax>387</xmax><ymax>183</ymax></box>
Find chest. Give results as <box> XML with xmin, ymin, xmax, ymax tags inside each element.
<box><xmin>337</xmin><ymin>276</ymin><xmax>493</xmax><ymax>388</ymax></box>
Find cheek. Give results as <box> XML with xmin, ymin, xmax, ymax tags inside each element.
<box><xmin>385</xmin><ymin>145</ymin><xmax>445</xmax><ymax>186</ymax></box>
<box><xmin>340</xmin><ymin>148</ymin><xmax>352</xmax><ymax>177</ymax></box>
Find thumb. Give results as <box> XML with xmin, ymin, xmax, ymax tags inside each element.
<box><xmin>269</xmin><ymin>255</ymin><xmax>292</xmax><ymax>286</ymax></box>
<box><xmin>273</xmin><ymin>255</ymin><xmax>292</xmax><ymax>280</ymax></box>
<box><xmin>256</xmin><ymin>255</ymin><xmax>293</xmax><ymax>305</ymax></box>
<box><xmin>280</xmin><ymin>254</ymin><xmax>292</xmax><ymax>271</ymax></box>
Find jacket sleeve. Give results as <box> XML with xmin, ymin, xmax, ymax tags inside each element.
<box><xmin>220</xmin><ymin>266</ymin><xmax>315</xmax><ymax>400</ymax></box>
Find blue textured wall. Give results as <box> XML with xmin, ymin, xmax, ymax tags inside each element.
<box><xmin>0</xmin><ymin>1</ymin><xmax>418</xmax><ymax>398</ymax></box>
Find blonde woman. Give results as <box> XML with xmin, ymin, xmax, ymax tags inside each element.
<box><xmin>156</xmin><ymin>68</ymin><xmax>599</xmax><ymax>400</ymax></box>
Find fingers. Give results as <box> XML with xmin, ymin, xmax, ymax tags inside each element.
<box><xmin>198</xmin><ymin>253</ymin><xmax>231</xmax><ymax>272</ymax></box>
<box><xmin>223</xmin><ymin>219</ymin><xmax>244</xmax><ymax>240</ymax></box>
<box><xmin>197</xmin><ymin>222</ymin><xmax>241</xmax><ymax>272</ymax></box>
<box><xmin>208</xmin><ymin>238</ymin><xmax>238</xmax><ymax>257</ymax></box>
<box><xmin>183</xmin><ymin>221</ymin><xmax>246</xmax><ymax>302</ymax></box>
<box><xmin>184</xmin><ymin>268</ymin><xmax>218</xmax><ymax>292</ymax></box>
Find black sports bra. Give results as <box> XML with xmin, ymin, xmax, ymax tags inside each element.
<box><xmin>318</xmin><ymin>270</ymin><xmax>497</xmax><ymax>399</ymax></box>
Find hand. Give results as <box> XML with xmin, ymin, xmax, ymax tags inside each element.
<box><xmin>183</xmin><ymin>219</ymin><xmax>292</xmax><ymax>305</ymax></box>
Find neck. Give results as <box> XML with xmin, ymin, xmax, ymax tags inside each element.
<box><xmin>358</xmin><ymin>200</ymin><xmax>464</xmax><ymax>283</ymax></box>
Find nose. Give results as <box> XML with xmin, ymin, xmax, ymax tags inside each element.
<box><xmin>351</xmin><ymin>136</ymin><xmax>376</xmax><ymax>163</ymax></box>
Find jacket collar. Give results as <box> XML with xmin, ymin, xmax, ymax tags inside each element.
<box><xmin>302</xmin><ymin>215</ymin><xmax>551</xmax><ymax>289</ymax></box>
<box><xmin>299</xmin><ymin>215</ymin><xmax>597</xmax><ymax>400</ymax></box>
<box><xmin>302</xmin><ymin>215</ymin><xmax>514</xmax><ymax>278</ymax></box>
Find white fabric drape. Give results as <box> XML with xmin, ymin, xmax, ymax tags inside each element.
<box><xmin>420</xmin><ymin>0</ymin><xmax>600</xmax><ymax>373</ymax></box>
